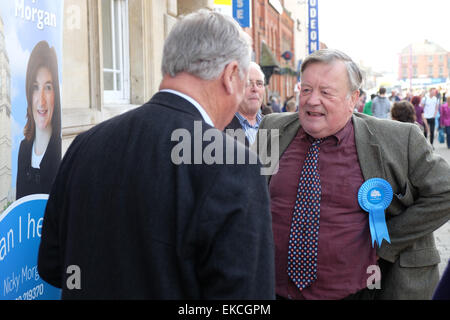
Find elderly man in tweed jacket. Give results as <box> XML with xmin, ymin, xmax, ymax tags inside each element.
<box><xmin>255</xmin><ymin>49</ymin><xmax>450</xmax><ymax>300</ymax></box>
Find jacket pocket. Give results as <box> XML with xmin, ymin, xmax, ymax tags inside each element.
<box><xmin>399</xmin><ymin>248</ymin><xmax>441</xmax><ymax>268</ymax></box>
<box><xmin>388</xmin><ymin>183</ymin><xmax>414</xmax><ymax>216</ymax></box>
<box><xmin>394</xmin><ymin>182</ymin><xmax>414</xmax><ymax>206</ymax></box>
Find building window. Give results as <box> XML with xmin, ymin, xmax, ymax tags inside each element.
<box><xmin>428</xmin><ymin>66</ymin><xmax>433</xmax><ymax>77</ymax></box>
<box><xmin>102</xmin><ymin>0</ymin><xmax>130</xmax><ymax>104</ymax></box>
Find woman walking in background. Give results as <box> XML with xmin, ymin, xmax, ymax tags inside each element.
<box><xmin>440</xmin><ymin>98</ymin><xmax>450</xmax><ymax>149</ymax></box>
<box><xmin>411</xmin><ymin>95</ymin><xmax>428</xmax><ymax>136</ymax></box>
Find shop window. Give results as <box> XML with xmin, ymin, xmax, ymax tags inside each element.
<box><xmin>102</xmin><ymin>0</ymin><xmax>130</xmax><ymax>104</ymax></box>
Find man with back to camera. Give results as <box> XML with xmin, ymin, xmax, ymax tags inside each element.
<box><xmin>371</xmin><ymin>87</ymin><xmax>391</xmax><ymax>119</ymax></box>
<box><xmin>255</xmin><ymin>49</ymin><xmax>450</xmax><ymax>300</ymax></box>
<box><xmin>225</xmin><ymin>61</ymin><xmax>265</xmax><ymax>146</ymax></box>
<box><xmin>37</xmin><ymin>9</ymin><xmax>275</xmax><ymax>300</ymax></box>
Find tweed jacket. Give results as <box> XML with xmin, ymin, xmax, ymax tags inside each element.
<box><xmin>254</xmin><ymin>111</ymin><xmax>450</xmax><ymax>299</ymax></box>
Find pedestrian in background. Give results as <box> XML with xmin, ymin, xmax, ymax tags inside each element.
<box><xmin>440</xmin><ymin>98</ymin><xmax>450</xmax><ymax>149</ymax></box>
<box><xmin>372</xmin><ymin>87</ymin><xmax>391</xmax><ymax>119</ymax></box>
<box><xmin>391</xmin><ymin>101</ymin><xmax>416</xmax><ymax>124</ymax></box>
<box><xmin>363</xmin><ymin>94</ymin><xmax>376</xmax><ymax>116</ymax></box>
<box><xmin>38</xmin><ymin>9</ymin><xmax>275</xmax><ymax>300</ymax></box>
<box><xmin>421</xmin><ymin>87</ymin><xmax>439</xmax><ymax>146</ymax></box>
<box><xmin>282</xmin><ymin>95</ymin><xmax>294</xmax><ymax>112</ymax></box>
<box><xmin>355</xmin><ymin>89</ymin><xmax>366</xmax><ymax>113</ymax></box>
<box><xmin>389</xmin><ymin>90</ymin><xmax>400</xmax><ymax>103</ymax></box>
<box><xmin>261</xmin><ymin>104</ymin><xmax>273</xmax><ymax>115</ymax></box>
<box><xmin>270</xmin><ymin>96</ymin><xmax>281</xmax><ymax>113</ymax></box>
<box><xmin>255</xmin><ymin>48</ymin><xmax>450</xmax><ymax>300</ymax></box>
<box><xmin>286</xmin><ymin>101</ymin><xmax>297</xmax><ymax>112</ymax></box>
<box><xmin>411</xmin><ymin>95</ymin><xmax>428</xmax><ymax>135</ymax></box>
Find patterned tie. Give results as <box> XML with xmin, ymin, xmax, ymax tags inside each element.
<box><xmin>287</xmin><ymin>138</ymin><xmax>322</xmax><ymax>290</ymax></box>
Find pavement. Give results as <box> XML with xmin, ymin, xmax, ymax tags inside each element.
<box><xmin>433</xmin><ymin>138</ymin><xmax>450</xmax><ymax>277</ymax></box>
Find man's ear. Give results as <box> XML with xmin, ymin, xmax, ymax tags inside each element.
<box><xmin>222</xmin><ymin>61</ymin><xmax>240</xmax><ymax>95</ymax></box>
<box><xmin>349</xmin><ymin>89</ymin><xmax>360</xmax><ymax>110</ymax></box>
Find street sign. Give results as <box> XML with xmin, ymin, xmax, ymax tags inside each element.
<box><xmin>308</xmin><ymin>0</ymin><xmax>319</xmax><ymax>54</ymax></box>
<box><xmin>233</xmin><ymin>0</ymin><xmax>251</xmax><ymax>28</ymax></box>
<box><xmin>214</xmin><ymin>0</ymin><xmax>252</xmax><ymax>28</ymax></box>
<box><xmin>281</xmin><ymin>51</ymin><xmax>293</xmax><ymax>61</ymax></box>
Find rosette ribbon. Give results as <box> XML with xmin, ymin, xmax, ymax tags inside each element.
<box><xmin>358</xmin><ymin>178</ymin><xmax>393</xmax><ymax>248</ymax></box>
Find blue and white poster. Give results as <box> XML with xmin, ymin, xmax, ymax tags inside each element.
<box><xmin>0</xmin><ymin>0</ymin><xmax>64</xmax><ymax>300</ymax></box>
<box><xmin>0</xmin><ymin>194</ymin><xmax>60</xmax><ymax>299</ymax></box>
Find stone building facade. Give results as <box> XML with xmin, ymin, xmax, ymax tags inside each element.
<box><xmin>60</xmin><ymin>0</ymin><xmax>214</xmax><ymax>153</ymax></box>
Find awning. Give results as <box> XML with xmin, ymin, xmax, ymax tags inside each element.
<box><xmin>260</xmin><ymin>41</ymin><xmax>280</xmax><ymax>68</ymax></box>
<box><xmin>279</xmin><ymin>67</ymin><xmax>299</xmax><ymax>77</ymax></box>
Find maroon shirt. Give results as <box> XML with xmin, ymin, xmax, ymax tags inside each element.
<box><xmin>269</xmin><ymin>119</ymin><xmax>377</xmax><ymax>300</ymax></box>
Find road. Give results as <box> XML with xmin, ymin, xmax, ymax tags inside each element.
<box><xmin>433</xmin><ymin>139</ymin><xmax>450</xmax><ymax>277</ymax></box>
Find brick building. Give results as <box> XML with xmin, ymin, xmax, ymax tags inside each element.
<box><xmin>399</xmin><ymin>40</ymin><xmax>449</xmax><ymax>89</ymax></box>
<box><xmin>248</xmin><ymin>0</ymin><xmax>298</xmax><ymax>105</ymax></box>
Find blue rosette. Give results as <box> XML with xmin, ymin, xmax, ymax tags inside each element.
<box><xmin>358</xmin><ymin>178</ymin><xmax>393</xmax><ymax>248</ymax></box>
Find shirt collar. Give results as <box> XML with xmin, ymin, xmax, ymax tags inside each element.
<box><xmin>299</xmin><ymin>118</ymin><xmax>354</xmax><ymax>146</ymax></box>
<box><xmin>235</xmin><ymin>111</ymin><xmax>262</xmax><ymax>128</ymax></box>
<box><xmin>159</xmin><ymin>89</ymin><xmax>215</xmax><ymax>127</ymax></box>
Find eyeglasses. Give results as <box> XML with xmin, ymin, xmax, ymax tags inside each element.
<box><xmin>246</xmin><ymin>80</ymin><xmax>265</xmax><ymax>88</ymax></box>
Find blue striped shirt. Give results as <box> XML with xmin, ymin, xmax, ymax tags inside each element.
<box><xmin>235</xmin><ymin>112</ymin><xmax>262</xmax><ymax>145</ymax></box>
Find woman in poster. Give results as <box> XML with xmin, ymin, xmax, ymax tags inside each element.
<box><xmin>16</xmin><ymin>40</ymin><xmax>61</xmax><ymax>199</ymax></box>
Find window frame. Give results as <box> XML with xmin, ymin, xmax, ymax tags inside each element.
<box><xmin>102</xmin><ymin>0</ymin><xmax>130</xmax><ymax>105</ymax></box>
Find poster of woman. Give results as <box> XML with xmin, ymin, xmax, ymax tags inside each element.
<box><xmin>0</xmin><ymin>0</ymin><xmax>63</xmax><ymax>300</ymax></box>
<box><xmin>16</xmin><ymin>40</ymin><xmax>62</xmax><ymax>199</ymax></box>
<box><xmin>0</xmin><ymin>1</ymin><xmax>63</xmax><ymax>210</ymax></box>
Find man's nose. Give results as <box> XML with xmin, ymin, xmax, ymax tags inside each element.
<box><xmin>307</xmin><ymin>90</ymin><xmax>321</xmax><ymax>105</ymax></box>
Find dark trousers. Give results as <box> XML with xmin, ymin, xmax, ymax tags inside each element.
<box><xmin>446</xmin><ymin>126</ymin><xmax>450</xmax><ymax>148</ymax></box>
<box><xmin>425</xmin><ymin>118</ymin><xmax>436</xmax><ymax>145</ymax></box>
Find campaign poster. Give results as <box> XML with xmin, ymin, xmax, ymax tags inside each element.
<box><xmin>0</xmin><ymin>0</ymin><xmax>63</xmax><ymax>300</ymax></box>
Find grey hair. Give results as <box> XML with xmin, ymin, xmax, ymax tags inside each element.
<box><xmin>301</xmin><ymin>49</ymin><xmax>363</xmax><ymax>93</ymax></box>
<box><xmin>162</xmin><ymin>9</ymin><xmax>252</xmax><ymax>80</ymax></box>
<box><xmin>249</xmin><ymin>61</ymin><xmax>265</xmax><ymax>82</ymax></box>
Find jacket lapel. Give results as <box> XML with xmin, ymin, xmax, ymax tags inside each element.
<box><xmin>262</xmin><ymin>114</ymin><xmax>300</xmax><ymax>183</ymax></box>
<box><xmin>278</xmin><ymin>115</ymin><xmax>301</xmax><ymax>159</ymax></box>
<box><xmin>353</xmin><ymin>114</ymin><xmax>386</xmax><ymax>181</ymax></box>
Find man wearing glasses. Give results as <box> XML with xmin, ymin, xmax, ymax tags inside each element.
<box><xmin>225</xmin><ymin>62</ymin><xmax>265</xmax><ymax>146</ymax></box>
